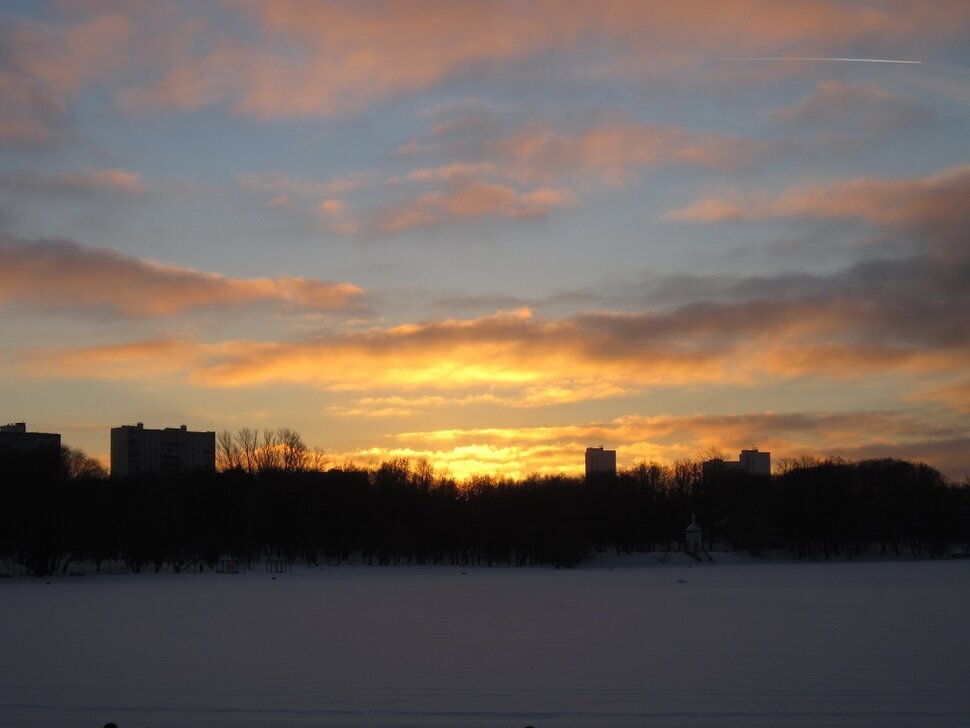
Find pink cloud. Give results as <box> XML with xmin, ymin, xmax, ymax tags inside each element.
<box><xmin>0</xmin><ymin>167</ymin><xmax>148</xmax><ymax>199</ymax></box>
<box><xmin>111</xmin><ymin>1</ymin><xmax>970</xmax><ymax>119</ymax></box>
<box><xmin>51</xmin><ymin>168</ymin><xmax>147</xmax><ymax>195</ymax></box>
<box><xmin>2</xmin><ymin>1</ymin><xmax>967</xmax><ymax>136</ymax></box>
<box><xmin>238</xmin><ymin>171</ymin><xmax>368</xmax><ymax>198</ymax></box>
<box><xmin>5</xmin><ymin>12</ymin><xmax>134</xmax><ymax>97</ymax></box>
<box><xmin>770</xmin><ymin>80</ymin><xmax>931</xmax><ymax>132</ymax></box>
<box><xmin>663</xmin><ymin>164</ymin><xmax>970</xmax><ymax>234</ymax></box>
<box><xmin>333</xmin><ymin>118</ymin><xmax>754</xmax><ymax>234</ymax></box>
<box><xmin>0</xmin><ymin>238</ymin><xmax>363</xmax><ymax>317</ymax></box>
<box><xmin>405</xmin><ymin>162</ymin><xmax>498</xmax><ymax>183</ymax></box>
<box><xmin>374</xmin><ymin>178</ymin><xmax>575</xmax><ymax>233</ymax></box>
<box><xmin>0</xmin><ymin>10</ymin><xmax>134</xmax><ymax>142</ymax></box>
<box><xmin>492</xmin><ymin>123</ymin><xmax>760</xmax><ymax>186</ymax></box>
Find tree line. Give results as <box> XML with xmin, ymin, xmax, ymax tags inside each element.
<box><xmin>1</xmin><ymin>437</ymin><xmax>968</xmax><ymax>576</ymax></box>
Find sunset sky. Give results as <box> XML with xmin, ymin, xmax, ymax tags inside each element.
<box><xmin>2</xmin><ymin>1</ymin><xmax>969</xmax><ymax>480</ymax></box>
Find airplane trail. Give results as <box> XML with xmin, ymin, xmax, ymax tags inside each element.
<box><xmin>712</xmin><ymin>57</ymin><xmax>921</xmax><ymax>64</ymax></box>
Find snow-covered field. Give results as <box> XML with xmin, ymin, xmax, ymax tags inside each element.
<box><xmin>1</xmin><ymin>555</ymin><xmax>968</xmax><ymax>728</ymax></box>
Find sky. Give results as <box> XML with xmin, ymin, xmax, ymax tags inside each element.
<box><xmin>1</xmin><ymin>0</ymin><xmax>969</xmax><ymax>480</ymax></box>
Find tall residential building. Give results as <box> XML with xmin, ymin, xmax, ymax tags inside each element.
<box><xmin>111</xmin><ymin>423</ymin><xmax>215</xmax><ymax>478</ymax></box>
<box><xmin>585</xmin><ymin>446</ymin><xmax>617</xmax><ymax>479</ymax></box>
<box><xmin>0</xmin><ymin>422</ymin><xmax>61</xmax><ymax>454</ymax></box>
<box><xmin>739</xmin><ymin>448</ymin><xmax>771</xmax><ymax>476</ymax></box>
<box><xmin>0</xmin><ymin>422</ymin><xmax>62</xmax><ymax>476</ymax></box>
<box><xmin>702</xmin><ymin>447</ymin><xmax>772</xmax><ymax>481</ymax></box>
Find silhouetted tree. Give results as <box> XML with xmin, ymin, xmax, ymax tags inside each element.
<box><xmin>216</xmin><ymin>429</ymin><xmax>241</xmax><ymax>471</ymax></box>
<box><xmin>2</xmin><ymin>439</ymin><xmax>966</xmax><ymax>574</ymax></box>
<box><xmin>61</xmin><ymin>445</ymin><xmax>108</xmax><ymax>480</ymax></box>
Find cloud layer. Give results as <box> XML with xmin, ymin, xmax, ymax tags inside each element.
<box><xmin>330</xmin><ymin>410</ymin><xmax>969</xmax><ymax>480</ymax></box>
<box><xmin>121</xmin><ymin>1</ymin><xmax>970</xmax><ymax>119</ymax></box>
<box><xmin>5</xmin><ymin>2</ymin><xmax>968</xmax><ymax>142</ymax></box>
<box><xmin>0</xmin><ymin>238</ymin><xmax>363</xmax><ymax>317</ymax></box>
<box><xmin>27</xmin><ymin>160</ymin><xmax>970</xmax><ymax>396</ymax></box>
<box><xmin>240</xmin><ymin>118</ymin><xmax>762</xmax><ymax>234</ymax></box>
<box><xmin>2</xmin><ymin>3</ymin><xmax>967</xmax><ymax>483</ymax></box>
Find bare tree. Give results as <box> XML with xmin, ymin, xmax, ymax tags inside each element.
<box><xmin>412</xmin><ymin>458</ymin><xmax>435</xmax><ymax>490</ymax></box>
<box><xmin>672</xmin><ymin>459</ymin><xmax>701</xmax><ymax>496</ymax></box>
<box><xmin>278</xmin><ymin>428</ymin><xmax>308</xmax><ymax>472</ymax></box>
<box><xmin>237</xmin><ymin>427</ymin><xmax>259</xmax><ymax>473</ymax></box>
<box><xmin>698</xmin><ymin>445</ymin><xmax>727</xmax><ymax>462</ymax></box>
<box><xmin>306</xmin><ymin>448</ymin><xmax>331</xmax><ymax>472</ymax></box>
<box><xmin>228</xmin><ymin>426</ymin><xmax>320</xmax><ymax>474</ymax></box>
<box><xmin>61</xmin><ymin>446</ymin><xmax>108</xmax><ymax>479</ymax></box>
<box><xmin>776</xmin><ymin>454</ymin><xmax>823</xmax><ymax>475</ymax></box>
<box><xmin>255</xmin><ymin>429</ymin><xmax>282</xmax><ymax>472</ymax></box>
<box><xmin>217</xmin><ymin>430</ymin><xmax>241</xmax><ymax>471</ymax></box>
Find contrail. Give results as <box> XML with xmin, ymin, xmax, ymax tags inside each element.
<box><xmin>712</xmin><ymin>56</ymin><xmax>921</xmax><ymax>64</ymax></box>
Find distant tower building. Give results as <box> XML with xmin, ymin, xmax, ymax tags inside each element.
<box><xmin>703</xmin><ymin>447</ymin><xmax>772</xmax><ymax>482</ymax></box>
<box><xmin>685</xmin><ymin>513</ymin><xmax>702</xmax><ymax>554</ymax></box>
<box><xmin>0</xmin><ymin>422</ymin><xmax>62</xmax><ymax>477</ymax></box>
<box><xmin>111</xmin><ymin>423</ymin><xmax>215</xmax><ymax>478</ymax></box>
<box><xmin>585</xmin><ymin>446</ymin><xmax>617</xmax><ymax>479</ymax></box>
<box><xmin>740</xmin><ymin>448</ymin><xmax>771</xmax><ymax>475</ymax></box>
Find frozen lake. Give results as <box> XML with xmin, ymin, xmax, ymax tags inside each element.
<box><xmin>1</xmin><ymin>555</ymin><xmax>968</xmax><ymax>727</ymax></box>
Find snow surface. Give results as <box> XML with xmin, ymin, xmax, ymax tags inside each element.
<box><xmin>1</xmin><ymin>555</ymin><xmax>968</xmax><ymax>728</ymax></box>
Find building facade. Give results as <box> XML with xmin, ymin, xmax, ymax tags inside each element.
<box><xmin>703</xmin><ymin>447</ymin><xmax>771</xmax><ymax>481</ymax></box>
<box><xmin>585</xmin><ymin>446</ymin><xmax>617</xmax><ymax>479</ymax></box>
<box><xmin>111</xmin><ymin>423</ymin><xmax>215</xmax><ymax>478</ymax></box>
<box><xmin>0</xmin><ymin>422</ymin><xmax>62</xmax><ymax>477</ymax></box>
<box><xmin>739</xmin><ymin>448</ymin><xmax>771</xmax><ymax>476</ymax></box>
<box><xmin>1</xmin><ymin>422</ymin><xmax>61</xmax><ymax>451</ymax></box>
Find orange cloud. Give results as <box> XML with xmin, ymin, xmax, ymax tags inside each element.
<box><xmin>186</xmin><ymin>307</ymin><xmax>743</xmax><ymax>391</ymax></box>
<box><xmin>0</xmin><ymin>238</ymin><xmax>364</xmax><ymax>317</ymax></box>
<box><xmin>26</xmin><ymin>339</ymin><xmax>206</xmax><ymax>380</ymax></box>
<box><xmin>329</xmin><ymin>393</ymin><xmax>502</xmax><ymax>418</ymax></box>
<box><xmin>395</xmin><ymin>411</ymin><xmax>965</xmax><ymax>452</ymax></box>
<box><xmin>18</xmin><ymin>156</ymin><xmax>970</xmax><ymax>408</ymax></box>
<box><xmin>912</xmin><ymin>380</ymin><xmax>970</xmax><ymax>415</ymax></box>
<box><xmin>24</xmin><ymin>294</ymin><xmax>967</xmax><ymax>404</ymax></box>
